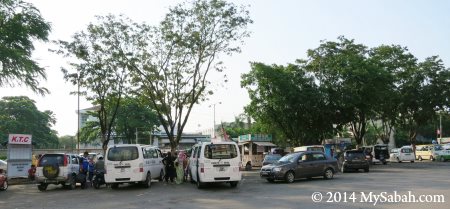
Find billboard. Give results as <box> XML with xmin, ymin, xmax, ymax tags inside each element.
<box><xmin>7</xmin><ymin>134</ymin><xmax>33</xmax><ymax>177</ymax></box>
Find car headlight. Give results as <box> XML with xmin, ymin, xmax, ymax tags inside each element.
<box><xmin>272</xmin><ymin>167</ymin><xmax>282</xmax><ymax>172</ymax></box>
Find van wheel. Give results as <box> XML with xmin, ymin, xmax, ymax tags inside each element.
<box><xmin>430</xmin><ymin>156</ymin><xmax>435</xmax><ymax>161</ymax></box>
<box><xmin>285</xmin><ymin>171</ymin><xmax>295</xmax><ymax>183</ymax></box>
<box><xmin>418</xmin><ymin>156</ymin><xmax>423</xmax><ymax>161</ymax></box>
<box><xmin>229</xmin><ymin>181</ymin><xmax>238</xmax><ymax>188</ymax></box>
<box><xmin>0</xmin><ymin>180</ymin><xmax>7</xmax><ymax>191</ymax></box>
<box><xmin>143</xmin><ymin>173</ymin><xmax>151</xmax><ymax>188</ymax></box>
<box><xmin>111</xmin><ymin>183</ymin><xmax>119</xmax><ymax>189</ymax></box>
<box><xmin>324</xmin><ymin>168</ymin><xmax>334</xmax><ymax>180</ymax></box>
<box><xmin>38</xmin><ymin>183</ymin><xmax>48</xmax><ymax>191</ymax></box>
<box><xmin>410</xmin><ymin>160</ymin><xmax>414</xmax><ymax>163</ymax></box>
<box><xmin>397</xmin><ymin>158</ymin><xmax>401</xmax><ymax>163</ymax></box>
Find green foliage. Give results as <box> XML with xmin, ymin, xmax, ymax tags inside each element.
<box><xmin>55</xmin><ymin>15</ymin><xmax>134</xmax><ymax>150</ymax></box>
<box><xmin>0</xmin><ymin>0</ymin><xmax>51</xmax><ymax>95</ymax></box>
<box><xmin>128</xmin><ymin>0</ymin><xmax>252</xmax><ymax>152</ymax></box>
<box><xmin>242</xmin><ymin>62</ymin><xmax>332</xmax><ymax>146</ymax></box>
<box><xmin>0</xmin><ymin>96</ymin><xmax>58</xmax><ymax>148</ymax></box>
<box><xmin>242</xmin><ymin>36</ymin><xmax>450</xmax><ymax>148</ymax></box>
<box><xmin>114</xmin><ymin>96</ymin><xmax>160</xmax><ymax>144</ymax></box>
<box><xmin>58</xmin><ymin>135</ymin><xmax>76</xmax><ymax>149</ymax></box>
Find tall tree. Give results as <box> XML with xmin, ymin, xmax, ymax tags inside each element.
<box><xmin>114</xmin><ymin>96</ymin><xmax>160</xmax><ymax>144</ymax></box>
<box><xmin>306</xmin><ymin>37</ymin><xmax>390</xmax><ymax>147</ymax></box>
<box><xmin>129</xmin><ymin>0</ymin><xmax>252</xmax><ymax>153</ymax></box>
<box><xmin>0</xmin><ymin>0</ymin><xmax>51</xmax><ymax>95</ymax></box>
<box><xmin>242</xmin><ymin>62</ymin><xmax>331</xmax><ymax>146</ymax></box>
<box><xmin>396</xmin><ymin>56</ymin><xmax>450</xmax><ymax>150</ymax></box>
<box><xmin>0</xmin><ymin>96</ymin><xmax>58</xmax><ymax>148</ymax></box>
<box><xmin>55</xmin><ymin>15</ymin><xmax>133</xmax><ymax>151</ymax></box>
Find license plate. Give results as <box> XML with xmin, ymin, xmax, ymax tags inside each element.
<box><xmin>121</xmin><ymin>168</ymin><xmax>125</xmax><ymax>172</ymax></box>
<box><xmin>219</xmin><ymin>167</ymin><xmax>225</xmax><ymax>172</ymax></box>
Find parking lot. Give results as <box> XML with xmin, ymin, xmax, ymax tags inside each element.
<box><xmin>1</xmin><ymin>161</ymin><xmax>449</xmax><ymax>209</ymax></box>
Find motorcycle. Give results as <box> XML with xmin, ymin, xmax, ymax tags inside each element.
<box><xmin>92</xmin><ymin>170</ymin><xmax>106</xmax><ymax>189</ymax></box>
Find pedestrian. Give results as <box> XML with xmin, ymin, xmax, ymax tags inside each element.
<box><xmin>162</xmin><ymin>151</ymin><xmax>176</xmax><ymax>183</ymax></box>
<box><xmin>88</xmin><ymin>158</ymin><xmax>94</xmax><ymax>183</ymax></box>
<box><xmin>175</xmin><ymin>161</ymin><xmax>184</xmax><ymax>184</ymax></box>
<box><xmin>28</xmin><ymin>165</ymin><xmax>36</xmax><ymax>180</ymax></box>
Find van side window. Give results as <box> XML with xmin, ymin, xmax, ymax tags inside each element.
<box><xmin>143</xmin><ymin>148</ymin><xmax>149</xmax><ymax>159</ymax></box>
<box><xmin>192</xmin><ymin>147</ymin><xmax>198</xmax><ymax>158</ymax></box>
<box><xmin>152</xmin><ymin>149</ymin><xmax>158</xmax><ymax>158</ymax></box>
<box><xmin>197</xmin><ymin>146</ymin><xmax>201</xmax><ymax>158</ymax></box>
<box><xmin>157</xmin><ymin>150</ymin><xmax>163</xmax><ymax>158</ymax></box>
<box><xmin>71</xmin><ymin>156</ymin><xmax>78</xmax><ymax>164</ymax></box>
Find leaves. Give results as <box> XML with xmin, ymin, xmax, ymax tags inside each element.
<box><xmin>0</xmin><ymin>0</ymin><xmax>51</xmax><ymax>95</ymax></box>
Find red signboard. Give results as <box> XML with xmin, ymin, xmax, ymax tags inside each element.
<box><xmin>8</xmin><ymin>134</ymin><xmax>32</xmax><ymax>145</ymax></box>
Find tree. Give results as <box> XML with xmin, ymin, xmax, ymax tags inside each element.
<box><xmin>242</xmin><ymin>62</ymin><xmax>332</xmax><ymax>146</ymax></box>
<box><xmin>0</xmin><ymin>0</ymin><xmax>51</xmax><ymax>95</ymax></box>
<box><xmin>128</xmin><ymin>0</ymin><xmax>252</xmax><ymax>153</ymax></box>
<box><xmin>396</xmin><ymin>56</ymin><xmax>450</xmax><ymax>150</ymax></box>
<box><xmin>114</xmin><ymin>96</ymin><xmax>160</xmax><ymax>144</ymax></box>
<box><xmin>306</xmin><ymin>37</ymin><xmax>391</xmax><ymax>147</ymax></box>
<box><xmin>55</xmin><ymin>15</ymin><xmax>133</xmax><ymax>151</ymax></box>
<box><xmin>58</xmin><ymin>135</ymin><xmax>76</xmax><ymax>149</ymax></box>
<box><xmin>367</xmin><ymin>45</ymin><xmax>414</xmax><ymax>144</ymax></box>
<box><xmin>0</xmin><ymin>96</ymin><xmax>58</xmax><ymax>148</ymax></box>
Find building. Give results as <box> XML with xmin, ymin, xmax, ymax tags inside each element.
<box><xmin>152</xmin><ymin>131</ymin><xmax>210</xmax><ymax>153</ymax></box>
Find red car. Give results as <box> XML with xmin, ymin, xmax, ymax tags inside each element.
<box><xmin>0</xmin><ymin>169</ymin><xmax>7</xmax><ymax>191</ymax></box>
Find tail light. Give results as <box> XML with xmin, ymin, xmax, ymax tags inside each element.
<box><xmin>200</xmin><ymin>163</ymin><xmax>204</xmax><ymax>173</ymax></box>
<box><xmin>64</xmin><ymin>155</ymin><xmax>68</xmax><ymax>166</ymax></box>
<box><xmin>139</xmin><ymin>163</ymin><xmax>144</xmax><ymax>172</ymax></box>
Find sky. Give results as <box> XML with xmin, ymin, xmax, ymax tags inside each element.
<box><xmin>1</xmin><ymin>0</ymin><xmax>450</xmax><ymax>137</ymax></box>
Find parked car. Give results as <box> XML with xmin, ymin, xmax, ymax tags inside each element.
<box><xmin>363</xmin><ymin>145</ymin><xmax>389</xmax><ymax>165</ymax></box>
<box><xmin>262</xmin><ymin>154</ymin><xmax>282</xmax><ymax>166</ymax></box>
<box><xmin>105</xmin><ymin>145</ymin><xmax>164</xmax><ymax>189</ymax></box>
<box><xmin>415</xmin><ymin>144</ymin><xmax>450</xmax><ymax>161</ymax></box>
<box><xmin>35</xmin><ymin>153</ymin><xmax>82</xmax><ymax>191</ymax></box>
<box><xmin>189</xmin><ymin>142</ymin><xmax>241</xmax><ymax>188</ymax></box>
<box><xmin>390</xmin><ymin>146</ymin><xmax>415</xmax><ymax>163</ymax></box>
<box><xmin>0</xmin><ymin>168</ymin><xmax>7</xmax><ymax>191</ymax></box>
<box><xmin>0</xmin><ymin>159</ymin><xmax>7</xmax><ymax>171</ymax></box>
<box><xmin>340</xmin><ymin>150</ymin><xmax>369</xmax><ymax>173</ymax></box>
<box><xmin>260</xmin><ymin>151</ymin><xmax>338</xmax><ymax>183</ymax></box>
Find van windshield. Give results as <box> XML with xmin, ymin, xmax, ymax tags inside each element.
<box><xmin>107</xmin><ymin>146</ymin><xmax>139</xmax><ymax>161</ymax></box>
<box><xmin>204</xmin><ymin>144</ymin><xmax>238</xmax><ymax>159</ymax></box>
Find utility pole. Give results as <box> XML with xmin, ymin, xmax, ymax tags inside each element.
<box><xmin>77</xmin><ymin>75</ymin><xmax>80</xmax><ymax>154</ymax></box>
<box><xmin>209</xmin><ymin>102</ymin><xmax>221</xmax><ymax>139</ymax></box>
<box><xmin>135</xmin><ymin>127</ymin><xmax>138</xmax><ymax>144</ymax></box>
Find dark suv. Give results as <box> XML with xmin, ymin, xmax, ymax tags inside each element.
<box><xmin>260</xmin><ymin>151</ymin><xmax>338</xmax><ymax>183</ymax></box>
<box><xmin>36</xmin><ymin>153</ymin><xmax>82</xmax><ymax>191</ymax></box>
<box><xmin>340</xmin><ymin>150</ymin><xmax>369</xmax><ymax>173</ymax></box>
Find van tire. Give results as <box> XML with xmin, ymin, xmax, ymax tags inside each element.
<box><xmin>68</xmin><ymin>176</ymin><xmax>76</xmax><ymax>190</ymax></box>
<box><xmin>0</xmin><ymin>180</ymin><xmax>7</xmax><ymax>191</ymax></box>
<box><xmin>229</xmin><ymin>181</ymin><xmax>238</xmax><ymax>188</ymax></box>
<box><xmin>418</xmin><ymin>156</ymin><xmax>423</xmax><ymax>161</ymax></box>
<box><xmin>430</xmin><ymin>156</ymin><xmax>435</xmax><ymax>161</ymax></box>
<box><xmin>38</xmin><ymin>183</ymin><xmax>48</xmax><ymax>191</ymax></box>
<box><xmin>143</xmin><ymin>173</ymin><xmax>151</xmax><ymax>188</ymax></box>
<box><xmin>397</xmin><ymin>158</ymin><xmax>401</xmax><ymax>163</ymax></box>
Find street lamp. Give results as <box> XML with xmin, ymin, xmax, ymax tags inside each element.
<box><xmin>209</xmin><ymin>102</ymin><xmax>221</xmax><ymax>138</ymax></box>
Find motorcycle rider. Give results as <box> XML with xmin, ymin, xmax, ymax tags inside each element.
<box><xmin>94</xmin><ymin>156</ymin><xmax>105</xmax><ymax>173</ymax></box>
<box><xmin>92</xmin><ymin>156</ymin><xmax>105</xmax><ymax>188</ymax></box>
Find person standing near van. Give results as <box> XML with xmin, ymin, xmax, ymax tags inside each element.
<box><xmin>162</xmin><ymin>152</ymin><xmax>176</xmax><ymax>183</ymax></box>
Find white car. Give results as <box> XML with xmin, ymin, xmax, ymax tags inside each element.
<box><xmin>390</xmin><ymin>146</ymin><xmax>415</xmax><ymax>163</ymax></box>
<box><xmin>0</xmin><ymin>160</ymin><xmax>7</xmax><ymax>171</ymax></box>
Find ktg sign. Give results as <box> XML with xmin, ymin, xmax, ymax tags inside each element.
<box><xmin>9</xmin><ymin>134</ymin><xmax>32</xmax><ymax>144</ymax></box>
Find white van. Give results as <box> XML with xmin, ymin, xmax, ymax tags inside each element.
<box><xmin>105</xmin><ymin>144</ymin><xmax>164</xmax><ymax>189</ymax></box>
<box><xmin>189</xmin><ymin>142</ymin><xmax>241</xmax><ymax>189</ymax></box>
<box><xmin>390</xmin><ymin>146</ymin><xmax>415</xmax><ymax>163</ymax></box>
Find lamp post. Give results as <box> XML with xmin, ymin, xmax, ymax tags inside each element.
<box><xmin>209</xmin><ymin>102</ymin><xmax>221</xmax><ymax>138</ymax></box>
<box><xmin>77</xmin><ymin>73</ymin><xmax>80</xmax><ymax>154</ymax></box>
